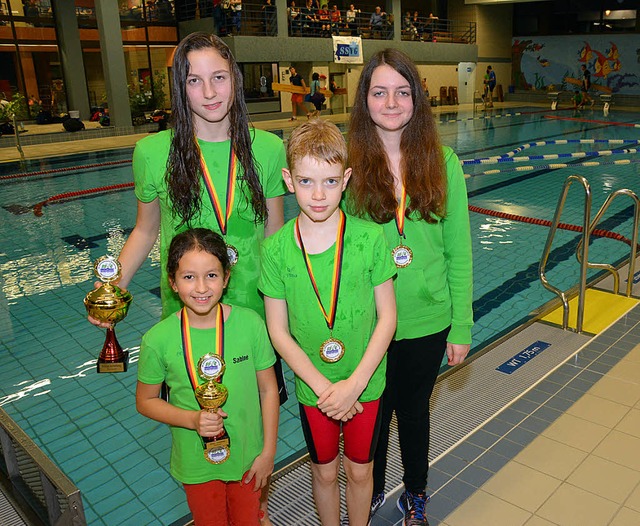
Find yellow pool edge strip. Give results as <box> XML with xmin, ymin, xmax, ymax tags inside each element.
<box><xmin>541</xmin><ymin>288</ymin><xmax>639</xmax><ymax>334</ymax></box>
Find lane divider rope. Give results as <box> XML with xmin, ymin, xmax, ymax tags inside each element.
<box><xmin>468</xmin><ymin>204</ymin><xmax>637</xmax><ymax>248</ymax></box>
<box><xmin>462</xmin><ymin>147</ymin><xmax>638</xmax><ymax>166</ymax></box>
<box><xmin>1</xmin><ymin>159</ymin><xmax>131</xmax><ymax>181</ymax></box>
<box><xmin>32</xmin><ymin>182</ymin><xmax>638</xmax><ymax>253</ymax></box>
<box><xmin>544</xmin><ymin>115</ymin><xmax>640</xmax><ymax>128</ymax></box>
<box><xmin>464</xmin><ymin>158</ymin><xmax>640</xmax><ymax>178</ymax></box>
<box><xmin>499</xmin><ymin>139</ymin><xmax>640</xmax><ymax>159</ymax></box>
<box><xmin>33</xmin><ymin>182</ymin><xmax>134</xmax><ymax>216</ymax></box>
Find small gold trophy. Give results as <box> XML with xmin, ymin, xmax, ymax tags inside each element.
<box><xmin>84</xmin><ymin>256</ymin><xmax>133</xmax><ymax>373</ymax></box>
<box><xmin>195</xmin><ymin>354</ymin><xmax>230</xmax><ymax>464</ymax></box>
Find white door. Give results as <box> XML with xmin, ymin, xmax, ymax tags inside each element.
<box><xmin>458</xmin><ymin>62</ymin><xmax>476</xmax><ymax>104</ymax></box>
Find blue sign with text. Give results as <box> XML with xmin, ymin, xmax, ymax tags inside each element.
<box><xmin>496</xmin><ymin>340</ymin><xmax>551</xmax><ymax>374</ymax></box>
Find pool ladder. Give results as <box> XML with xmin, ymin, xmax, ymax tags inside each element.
<box><xmin>539</xmin><ymin>174</ymin><xmax>640</xmax><ymax>333</ymax></box>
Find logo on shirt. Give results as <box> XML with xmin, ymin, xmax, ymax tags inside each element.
<box><xmin>233</xmin><ymin>355</ymin><xmax>249</xmax><ymax>364</ymax></box>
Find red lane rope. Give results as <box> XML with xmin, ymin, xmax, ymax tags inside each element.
<box><xmin>1</xmin><ymin>160</ymin><xmax>132</xmax><ymax>181</ymax></box>
<box><xmin>33</xmin><ymin>182</ymin><xmax>134</xmax><ymax>216</ymax></box>
<box><xmin>544</xmin><ymin>115</ymin><xmax>640</xmax><ymax>128</ymax></box>
<box><xmin>468</xmin><ymin>205</ymin><xmax>637</xmax><ymax>247</ymax></box>
<box><xmin>28</xmin><ymin>183</ymin><xmax>640</xmax><ymax>253</ymax></box>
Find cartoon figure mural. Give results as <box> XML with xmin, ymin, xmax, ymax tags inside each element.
<box><xmin>512</xmin><ymin>35</ymin><xmax>640</xmax><ymax>96</ymax></box>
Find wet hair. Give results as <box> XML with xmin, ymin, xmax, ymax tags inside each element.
<box><xmin>167</xmin><ymin>228</ymin><xmax>230</xmax><ymax>281</ymax></box>
<box><xmin>166</xmin><ymin>32</ymin><xmax>267</xmax><ymax>227</ymax></box>
<box><xmin>286</xmin><ymin>119</ymin><xmax>347</xmax><ymax>171</ymax></box>
<box><xmin>347</xmin><ymin>48</ymin><xmax>446</xmax><ymax>224</ymax></box>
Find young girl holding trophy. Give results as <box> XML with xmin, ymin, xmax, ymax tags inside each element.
<box><xmin>136</xmin><ymin>228</ymin><xmax>279</xmax><ymax>526</ymax></box>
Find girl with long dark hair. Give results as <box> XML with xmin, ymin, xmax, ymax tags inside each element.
<box><xmin>91</xmin><ymin>32</ymin><xmax>287</xmax><ymax>525</ymax></box>
<box><xmin>98</xmin><ymin>32</ymin><xmax>286</xmax><ymax>320</ymax></box>
<box><xmin>347</xmin><ymin>48</ymin><xmax>473</xmax><ymax>526</ymax></box>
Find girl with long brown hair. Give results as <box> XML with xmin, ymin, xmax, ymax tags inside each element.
<box><xmin>90</xmin><ymin>32</ymin><xmax>287</xmax><ymax>525</ymax></box>
<box><xmin>347</xmin><ymin>49</ymin><xmax>473</xmax><ymax>526</ymax></box>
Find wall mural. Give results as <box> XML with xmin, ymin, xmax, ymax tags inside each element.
<box><xmin>512</xmin><ymin>35</ymin><xmax>640</xmax><ymax>96</ymax></box>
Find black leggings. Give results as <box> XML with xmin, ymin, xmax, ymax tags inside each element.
<box><xmin>373</xmin><ymin>327</ymin><xmax>449</xmax><ymax>494</ymax></box>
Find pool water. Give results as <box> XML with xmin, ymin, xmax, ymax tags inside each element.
<box><xmin>1</xmin><ymin>107</ymin><xmax>639</xmax><ymax>525</ymax></box>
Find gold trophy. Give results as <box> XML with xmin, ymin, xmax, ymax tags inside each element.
<box><xmin>84</xmin><ymin>256</ymin><xmax>133</xmax><ymax>373</ymax></box>
<box><xmin>195</xmin><ymin>354</ymin><xmax>230</xmax><ymax>464</ymax></box>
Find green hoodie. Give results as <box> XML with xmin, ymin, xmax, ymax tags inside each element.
<box><xmin>351</xmin><ymin>146</ymin><xmax>473</xmax><ymax>344</ymax></box>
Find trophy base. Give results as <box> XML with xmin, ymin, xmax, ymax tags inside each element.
<box><xmin>204</xmin><ymin>439</ymin><xmax>230</xmax><ymax>464</ymax></box>
<box><xmin>97</xmin><ymin>351</ymin><xmax>129</xmax><ymax>373</ymax></box>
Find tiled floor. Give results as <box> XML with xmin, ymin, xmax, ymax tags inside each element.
<box><xmin>370</xmin><ymin>307</ymin><xmax>640</xmax><ymax>526</ymax></box>
<box><xmin>442</xmin><ymin>349</ymin><xmax>640</xmax><ymax>526</ymax></box>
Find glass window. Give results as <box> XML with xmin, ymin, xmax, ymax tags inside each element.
<box><xmin>241</xmin><ymin>62</ymin><xmax>279</xmax><ymax>102</ymax></box>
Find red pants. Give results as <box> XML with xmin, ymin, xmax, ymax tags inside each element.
<box><xmin>183</xmin><ymin>477</ymin><xmax>260</xmax><ymax>526</ymax></box>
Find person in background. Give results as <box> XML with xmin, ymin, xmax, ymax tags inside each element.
<box><xmin>347</xmin><ymin>48</ymin><xmax>473</xmax><ymax>526</ymax></box>
<box><xmin>572</xmin><ymin>90</ymin><xmax>585</xmax><ymax>110</ymax></box>
<box><xmin>369</xmin><ymin>6</ymin><xmax>386</xmax><ymax>39</ymax></box>
<box><xmin>345</xmin><ymin>3</ymin><xmax>359</xmax><ymax>35</ymax></box>
<box><xmin>317</xmin><ymin>3</ymin><xmax>330</xmax><ymax>37</ymax></box>
<box><xmin>229</xmin><ymin>0</ymin><xmax>242</xmax><ymax>34</ymax></box>
<box><xmin>308</xmin><ymin>72</ymin><xmax>324</xmax><ymax>118</ymax></box>
<box><xmin>329</xmin><ymin>4</ymin><xmax>342</xmax><ymax>35</ymax></box>
<box><xmin>288</xmin><ymin>0</ymin><xmax>301</xmax><ymax>35</ymax></box>
<box><xmin>581</xmin><ymin>64</ymin><xmax>594</xmax><ymax>107</ymax></box>
<box><xmin>289</xmin><ymin>65</ymin><xmax>308</xmax><ymax>121</ymax></box>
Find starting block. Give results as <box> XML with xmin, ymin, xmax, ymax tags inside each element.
<box><xmin>600</xmin><ymin>94</ymin><xmax>612</xmax><ymax>116</ymax></box>
<box><xmin>548</xmin><ymin>92</ymin><xmax>561</xmax><ymax>111</ymax></box>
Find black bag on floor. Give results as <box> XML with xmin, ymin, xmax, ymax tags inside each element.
<box><xmin>0</xmin><ymin>122</ymin><xmax>15</xmax><ymax>135</ymax></box>
<box><xmin>36</xmin><ymin>110</ymin><xmax>52</xmax><ymax>125</ymax></box>
<box><xmin>63</xmin><ymin>118</ymin><xmax>85</xmax><ymax>132</ymax></box>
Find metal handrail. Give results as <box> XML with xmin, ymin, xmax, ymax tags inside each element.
<box><xmin>576</xmin><ymin>188</ymin><xmax>640</xmax><ymax>297</ymax></box>
<box><xmin>0</xmin><ymin>407</ymin><xmax>86</xmax><ymax>525</ymax></box>
<box><xmin>539</xmin><ymin>175</ymin><xmax>592</xmax><ymax>332</ymax></box>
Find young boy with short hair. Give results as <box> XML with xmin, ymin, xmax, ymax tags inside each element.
<box><xmin>259</xmin><ymin>119</ymin><xmax>396</xmax><ymax>526</ymax></box>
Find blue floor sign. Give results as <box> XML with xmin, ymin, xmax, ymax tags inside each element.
<box><xmin>496</xmin><ymin>341</ymin><xmax>551</xmax><ymax>374</ymax></box>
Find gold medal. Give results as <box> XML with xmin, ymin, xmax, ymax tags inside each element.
<box><xmin>392</xmin><ymin>244</ymin><xmax>413</xmax><ymax>268</ymax></box>
<box><xmin>296</xmin><ymin>212</ymin><xmax>347</xmax><ymax>365</ymax></box>
<box><xmin>226</xmin><ymin>244</ymin><xmax>239</xmax><ymax>267</ymax></box>
<box><xmin>320</xmin><ymin>337</ymin><xmax>345</xmax><ymax>363</ymax></box>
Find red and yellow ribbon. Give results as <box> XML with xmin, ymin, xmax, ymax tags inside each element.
<box><xmin>295</xmin><ymin>211</ymin><xmax>346</xmax><ymax>331</ymax></box>
<box><xmin>394</xmin><ymin>183</ymin><xmax>407</xmax><ymax>238</ymax></box>
<box><xmin>181</xmin><ymin>305</ymin><xmax>225</xmax><ymax>390</ymax></box>
<box><xmin>198</xmin><ymin>141</ymin><xmax>237</xmax><ymax>236</ymax></box>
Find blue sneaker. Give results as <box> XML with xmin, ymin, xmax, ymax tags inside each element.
<box><xmin>369</xmin><ymin>491</ymin><xmax>386</xmax><ymax>521</ymax></box>
<box><xmin>397</xmin><ymin>490</ymin><xmax>430</xmax><ymax>526</ymax></box>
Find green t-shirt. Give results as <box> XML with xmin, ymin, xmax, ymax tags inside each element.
<box><xmin>133</xmin><ymin>128</ymin><xmax>287</xmax><ymax>319</ymax></box>
<box><xmin>138</xmin><ymin>306</ymin><xmax>275</xmax><ymax>484</ymax></box>
<box><xmin>258</xmin><ymin>214</ymin><xmax>396</xmax><ymax>406</ymax></box>
<box><xmin>378</xmin><ymin>146</ymin><xmax>473</xmax><ymax>343</ymax></box>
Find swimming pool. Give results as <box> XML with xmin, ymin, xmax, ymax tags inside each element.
<box><xmin>1</xmin><ymin>107</ymin><xmax>639</xmax><ymax>525</ymax></box>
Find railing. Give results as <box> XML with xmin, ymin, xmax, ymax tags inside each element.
<box><xmin>0</xmin><ymin>407</ymin><xmax>86</xmax><ymax>526</ymax></box>
<box><xmin>539</xmin><ymin>175</ymin><xmax>640</xmax><ymax>333</ymax></box>
<box><xmin>576</xmin><ymin>189</ymin><xmax>640</xmax><ymax>298</ymax></box>
<box><xmin>539</xmin><ymin>175</ymin><xmax>591</xmax><ymax>332</ymax></box>
<box><xmin>289</xmin><ymin>9</ymin><xmax>393</xmax><ymax>39</ymax></box>
<box><xmin>174</xmin><ymin>0</ymin><xmax>277</xmax><ymax>36</ymax></box>
<box><xmin>401</xmin><ymin>16</ymin><xmax>476</xmax><ymax>44</ymax></box>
